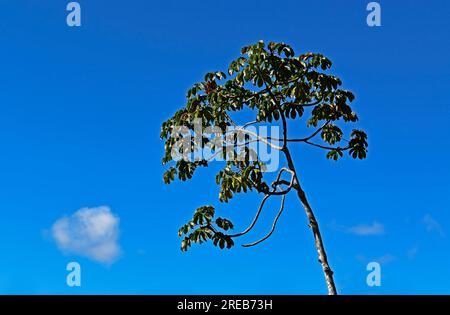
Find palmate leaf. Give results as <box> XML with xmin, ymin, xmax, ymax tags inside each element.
<box><xmin>178</xmin><ymin>205</ymin><xmax>236</xmax><ymax>251</ymax></box>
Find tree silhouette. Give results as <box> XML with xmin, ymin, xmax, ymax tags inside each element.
<box><xmin>161</xmin><ymin>41</ymin><xmax>368</xmax><ymax>295</ymax></box>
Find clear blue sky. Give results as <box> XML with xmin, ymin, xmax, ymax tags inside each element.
<box><xmin>0</xmin><ymin>0</ymin><xmax>449</xmax><ymax>294</ymax></box>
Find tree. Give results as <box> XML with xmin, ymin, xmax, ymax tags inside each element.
<box><xmin>160</xmin><ymin>41</ymin><xmax>368</xmax><ymax>295</ymax></box>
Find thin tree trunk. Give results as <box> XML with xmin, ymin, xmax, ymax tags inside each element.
<box><xmin>283</xmin><ymin>148</ymin><xmax>338</xmax><ymax>295</ymax></box>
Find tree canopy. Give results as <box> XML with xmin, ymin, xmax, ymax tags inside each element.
<box><xmin>160</xmin><ymin>40</ymin><xmax>368</xmax><ymax>252</ymax></box>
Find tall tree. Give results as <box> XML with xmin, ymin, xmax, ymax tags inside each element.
<box><xmin>161</xmin><ymin>41</ymin><xmax>368</xmax><ymax>294</ymax></box>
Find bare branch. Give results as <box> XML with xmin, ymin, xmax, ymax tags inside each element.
<box><xmin>254</xmin><ymin>65</ymin><xmax>288</xmax><ymax>149</ymax></box>
<box><xmin>242</xmin><ymin>194</ymin><xmax>286</xmax><ymax>247</ymax></box>
<box><xmin>228</xmin><ymin>168</ymin><xmax>294</xmax><ymax>237</ymax></box>
<box><xmin>228</xmin><ymin>194</ymin><xmax>270</xmax><ymax>238</ymax></box>
<box><xmin>272</xmin><ymin>179</ymin><xmax>292</xmax><ymax>188</ymax></box>
<box><xmin>242</xmin><ymin>120</ymin><xmax>259</xmax><ymax>128</ymax></box>
<box><xmin>304</xmin><ymin>140</ymin><xmax>349</xmax><ymax>151</ymax></box>
<box><xmin>224</xmin><ymin>112</ymin><xmax>238</xmax><ymax>127</ymax></box>
<box><xmin>266</xmin><ymin>120</ymin><xmax>331</xmax><ymax>143</ymax></box>
<box><xmin>282</xmin><ymin>96</ymin><xmax>324</xmax><ymax>108</ymax></box>
<box><xmin>223</xmin><ymin>128</ymin><xmax>283</xmax><ymax>150</ymax></box>
<box><xmin>267</xmin><ymin>167</ymin><xmax>295</xmax><ymax>195</ymax></box>
<box><xmin>206</xmin><ymin>149</ymin><xmax>225</xmax><ymax>162</ymax></box>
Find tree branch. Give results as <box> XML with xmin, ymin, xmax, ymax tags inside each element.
<box><xmin>228</xmin><ymin>167</ymin><xmax>294</xmax><ymax>237</ymax></box>
<box><xmin>228</xmin><ymin>194</ymin><xmax>270</xmax><ymax>238</ymax></box>
<box><xmin>223</xmin><ymin>128</ymin><xmax>283</xmax><ymax>150</ymax></box>
<box><xmin>282</xmin><ymin>97</ymin><xmax>324</xmax><ymax>108</ymax></box>
<box><xmin>224</xmin><ymin>112</ymin><xmax>238</xmax><ymax>127</ymax></box>
<box><xmin>267</xmin><ymin>120</ymin><xmax>331</xmax><ymax>143</ymax></box>
<box><xmin>254</xmin><ymin>65</ymin><xmax>288</xmax><ymax>150</ymax></box>
<box><xmin>267</xmin><ymin>167</ymin><xmax>295</xmax><ymax>195</ymax></box>
<box><xmin>304</xmin><ymin>140</ymin><xmax>349</xmax><ymax>151</ymax></box>
<box><xmin>242</xmin><ymin>194</ymin><xmax>286</xmax><ymax>247</ymax></box>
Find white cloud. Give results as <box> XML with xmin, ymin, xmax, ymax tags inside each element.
<box><xmin>355</xmin><ymin>253</ymin><xmax>396</xmax><ymax>265</ymax></box>
<box><xmin>347</xmin><ymin>222</ymin><xmax>385</xmax><ymax>236</ymax></box>
<box><xmin>51</xmin><ymin>206</ymin><xmax>121</xmax><ymax>265</ymax></box>
<box><xmin>407</xmin><ymin>246</ymin><xmax>419</xmax><ymax>259</ymax></box>
<box><xmin>137</xmin><ymin>249</ymin><xmax>147</xmax><ymax>255</ymax></box>
<box><xmin>329</xmin><ymin>220</ymin><xmax>385</xmax><ymax>236</ymax></box>
<box><xmin>423</xmin><ymin>214</ymin><xmax>445</xmax><ymax>237</ymax></box>
<box><xmin>375</xmin><ymin>254</ymin><xmax>396</xmax><ymax>265</ymax></box>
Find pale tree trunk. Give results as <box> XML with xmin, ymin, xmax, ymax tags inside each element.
<box><xmin>283</xmin><ymin>148</ymin><xmax>338</xmax><ymax>295</ymax></box>
<box><xmin>295</xmin><ymin>186</ymin><xmax>337</xmax><ymax>295</ymax></box>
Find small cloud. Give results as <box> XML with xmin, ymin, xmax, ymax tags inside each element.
<box><xmin>51</xmin><ymin>206</ymin><xmax>121</xmax><ymax>265</ymax></box>
<box><xmin>137</xmin><ymin>249</ymin><xmax>147</xmax><ymax>256</ymax></box>
<box><xmin>407</xmin><ymin>246</ymin><xmax>419</xmax><ymax>259</ymax></box>
<box><xmin>375</xmin><ymin>254</ymin><xmax>396</xmax><ymax>265</ymax></box>
<box><xmin>355</xmin><ymin>253</ymin><xmax>396</xmax><ymax>265</ymax></box>
<box><xmin>348</xmin><ymin>222</ymin><xmax>385</xmax><ymax>236</ymax></box>
<box><xmin>329</xmin><ymin>221</ymin><xmax>385</xmax><ymax>236</ymax></box>
<box><xmin>423</xmin><ymin>214</ymin><xmax>445</xmax><ymax>238</ymax></box>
